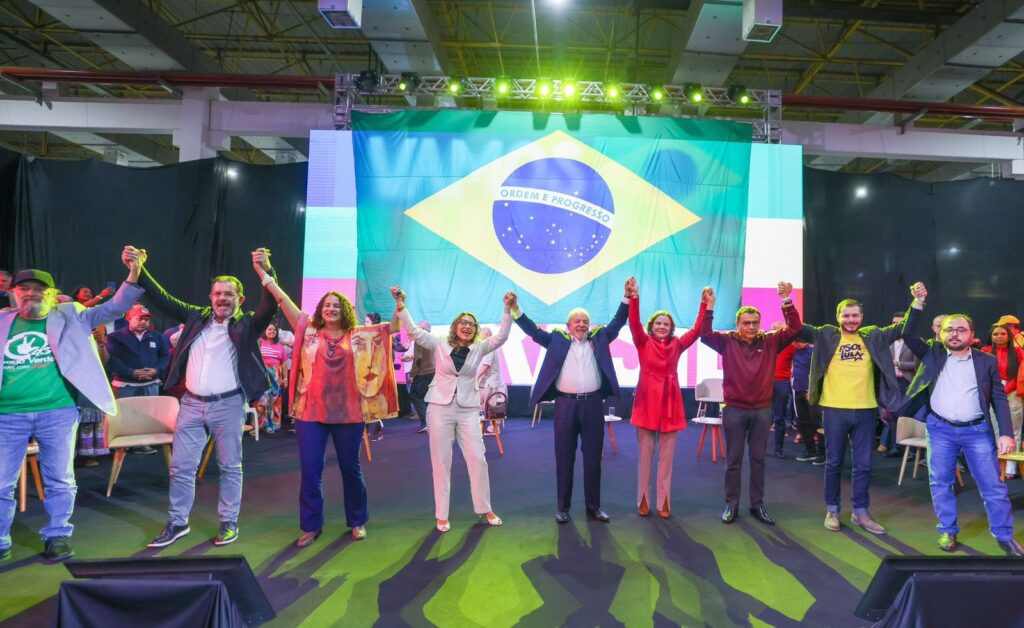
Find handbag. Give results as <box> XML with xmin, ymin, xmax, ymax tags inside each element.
<box><xmin>484</xmin><ymin>391</ymin><xmax>508</xmax><ymax>420</ymax></box>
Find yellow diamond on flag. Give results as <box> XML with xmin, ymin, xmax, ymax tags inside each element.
<box><xmin>404</xmin><ymin>130</ymin><xmax>702</xmax><ymax>304</ymax></box>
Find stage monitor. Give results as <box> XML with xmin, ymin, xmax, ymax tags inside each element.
<box><xmin>855</xmin><ymin>555</ymin><xmax>1024</xmax><ymax>622</ymax></box>
<box><xmin>65</xmin><ymin>555</ymin><xmax>275</xmax><ymax>626</ymax></box>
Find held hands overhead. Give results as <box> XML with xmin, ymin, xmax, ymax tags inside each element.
<box><xmin>777</xmin><ymin>281</ymin><xmax>793</xmax><ymax>300</ymax></box>
<box><xmin>625</xmin><ymin>276</ymin><xmax>638</xmax><ymax>299</ymax></box>
<box><xmin>251</xmin><ymin>248</ymin><xmax>273</xmax><ymax>275</ymax></box>
<box><xmin>910</xmin><ymin>282</ymin><xmax>928</xmax><ymax>301</ymax></box>
<box><xmin>701</xmin><ymin>286</ymin><xmax>715</xmax><ymax>309</ymax></box>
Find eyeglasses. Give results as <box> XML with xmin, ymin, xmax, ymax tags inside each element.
<box><xmin>456</xmin><ymin>319</ymin><xmax>477</xmax><ymax>328</ymax></box>
<box><xmin>738</xmin><ymin>321</ymin><xmax>760</xmax><ymax>327</ymax></box>
<box><xmin>942</xmin><ymin>327</ymin><xmax>971</xmax><ymax>336</ymax></box>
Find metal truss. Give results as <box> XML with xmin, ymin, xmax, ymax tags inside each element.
<box><xmin>333</xmin><ymin>74</ymin><xmax>782</xmax><ymax>142</ymax></box>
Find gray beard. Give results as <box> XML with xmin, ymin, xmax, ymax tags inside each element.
<box><xmin>18</xmin><ymin>300</ymin><xmax>48</xmax><ymax>318</ymax></box>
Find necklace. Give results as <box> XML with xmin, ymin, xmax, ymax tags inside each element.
<box><xmin>321</xmin><ymin>332</ymin><xmax>344</xmax><ymax>358</ymax></box>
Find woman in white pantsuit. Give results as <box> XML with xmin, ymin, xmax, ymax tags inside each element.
<box><xmin>391</xmin><ymin>286</ymin><xmax>514</xmax><ymax>532</ymax></box>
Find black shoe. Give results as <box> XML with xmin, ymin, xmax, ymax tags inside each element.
<box><xmin>586</xmin><ymin>509</ymin><xmax>611</xmax><ymax>523</ymax></box>
<box><xmin>0</xmin><ymin>546</ymin><xmax>10</xmax><ymax>563</ymax></box>
<box><xmin>721</xmin><ymin>504</ymin><xmax>738</xmax><ymax>524</ymax></box>
<box><xmin>214</xmin><ymin>521</ymin><xmax>239</xmax><ymax>546</ymax></box>
<box><xmin>131</xmin><ymin>445</ymin><xmax>158</xmax><ymax>455</ymax></box>
<box><xmin>554</xmin><ymin>511</ymin><xmax>570</xmax><ymax>524</ymax></box>
<box><xmin>998</xmin><ymin>538</ymin><xmax>1024</xmax><ymax>557</ymax></box>
<box><xmin>42</xmin><ymin>536</ymin><xmax>74</xmax><ymax>562</ymax></box>
<box><xmin>938</xmin><ymin>532</ymin><xmax>958</xmax><ymax>552</ymax></box>
<box><xmin>795</xmin><ymin>452</ymin><xmax>817</xmax><ymax>462</ymax></box>
<box><xmin>148</xmin><ymin>522</ymin><xmax>191</xmax><ymax>548</ymax></box>
<box><xmin>749</xmin><ymin>506</ymin><xmax>776</xmax><ymax>526</ymax></box>
<box><xmin>812</xmin><ymin>456</ymin><xmax>826</xmax><ymax>466</ymax></box>
<box><xmin>774</xmin><ymin>450</ymin><xmax>786</xmax><ymax>459</ymax></box>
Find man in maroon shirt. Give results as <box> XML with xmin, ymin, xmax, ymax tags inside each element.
<box><xmin>700</xmin><ymin>282</ymin><xmax>801</xmax><ymax>526</ymax></box>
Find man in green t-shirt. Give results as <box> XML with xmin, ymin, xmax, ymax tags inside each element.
<box><xmin>0</xmin><ymin>256</ymin><xmax>143</xmax><ymax>564</ymax></box>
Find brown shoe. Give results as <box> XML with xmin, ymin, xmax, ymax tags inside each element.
<box><xmin>295</xmin><ymin>530</ymin><xmax>322</xmax><ymax>547</ymax></box>
<box><xmin>638</xmin><ymin>495</ymin><xmax>650</xmax><ymax>517</ymax></box>
<box><xmin>658</xmin><ymin>500</ymin><xmax>671</xmax><ymax>519</ymax></box>
<box><xmin>876</xmin><ymin>445</ymin><xmax>888</xmax><ymax>453</ymax></box>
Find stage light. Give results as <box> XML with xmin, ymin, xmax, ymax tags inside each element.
<box><xmin>728</xmin><ymin>85</ymin><xmax>751</xmax><ymax>105</ymax></box>
<box><xmin>562</xmin><ymin>80</ymin><xmax>577</xmax><ymax>98</ymax></box>
<box><xmin>538</xmin><ymin>80</ymin><xmax>552</xmax><ymax>98</ymax></box>
<box><xmin>606</xmin><ymin>84</ymin><xmax>620</xmax><ymax>99</ymax></box>
<box><xmin>650</xmin><ymin>85</ymin><xmax>665</xmax><ymax>102</ymax></box>
<box><xmin>354</xmin><ymin>69</ymin><xmax>381</xmax><ymax>92</ymax></box>
<box><xmin>855</xmin><ymin>185</ymin><xmax>868</xmax><ymax>198</ymax></box>
<box><xmin>448</xmin><ymin>75</ymin><xmax>462</xmax><ymax>94</ymax></box>
<box><xmin>398</xmin><ymin>71</ymin><xmax>421</xmax><ymax>92</ymax></box>
<box><xmin>684</xmin><ymin>83</ymin><xmax>703</xmax><ymax>104</ymax></box>
<box><xmin>496</xmin><ymin>76</ymin><xmax>511</xmax><ymax>95</ymax></box>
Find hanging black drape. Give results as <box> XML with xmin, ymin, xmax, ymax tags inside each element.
<box><xmin>0</xmin><ymin>148</ymin><xmax>306</xmax><ymax>330</ymax></box>
<box><xmin>803</xmin><ymin>168</ymin><xmax>1024</xmax><ymax>334</ymax></box>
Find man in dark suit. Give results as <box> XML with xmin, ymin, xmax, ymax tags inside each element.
<box><xmin>514</xmin><ymin>280</ymin><xmax>630</xmax><ymax>523</ymax></box>
<box><xmin>903</xmin><ymin>310</ymin><xmax>1024</xmax><ymax>556</ymax></box>
<box><xmin>106</xmin><ymin>304</ymin><xmax>171</xmax><ymax>398</ymax></box>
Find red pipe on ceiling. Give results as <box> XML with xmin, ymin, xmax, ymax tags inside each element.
<box><xmin>3</xmin><ymin>67</ymin><xmax>1023</xmax><ymax>120</ymax></box>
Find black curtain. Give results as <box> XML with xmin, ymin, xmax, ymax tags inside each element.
<box><xmin>0</xmin><ymin>149</ymin><xmax>306</xmax><ymax>331</ymax></box>
<box><xmin>803</xmin><ymin>168</ymin><xmax>1024</xmax><ymax>334</ymax></box>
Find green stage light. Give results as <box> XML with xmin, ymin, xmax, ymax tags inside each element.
<box><xmin>651</xmin><ymin>85</ymin><xmax>665</xmax><ymax>102</ymax></box>
<box><xmin>685</xmin><ymin>83</ymin><xmax>703</xmax><ymax>104</ymax></box>
<box><xmin>538</xmin><ymin>80</ymin><xmax>552</xmax><ymax>97</ymax></box>
<box><xmin>398</xmin><ymin>71</ymin><xmax>420</xmax><ymax>92</ymax></box>
<box><xmin>448</xmin><ymin>75</ymin><xmax>462</xmax><ymax>94</ymax></box>
<box><xmin>728</xmin><ymin>85</ymin><xmax>751</xmax><ymax>105</ymax></box>
<box><xmin>496</xmin><ymin>77</ymin><xmax>511</xmax><ymax>95</ymax></box>
<box><xmin>606</xmin><ymin>84</ymin><xmax>620</xmax><ymax>99</ymax></box>
<box><xmin>562</xmin><ymin>81</ymin><xmax>577</xmax><ymax>98</ymax></box>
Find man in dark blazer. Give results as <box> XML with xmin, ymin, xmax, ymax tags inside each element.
<box><xmin>903</xmin><ymin>311</ymin><xmax>1023</xmax><ymax>556</ymax></box>
<box><xmin>129</xmin><ymin>246</ymin><xmax>278</xmax><ymax>549</ymax></box>
<box><xmin>514</xmin><ymin>281</ymin><xmax>630</xmax><ymax>523</ymax></box>
<box><xmin>106</xmin><ymin>304</ymin><xmax>171</xmax><ymax>398</ymax></box>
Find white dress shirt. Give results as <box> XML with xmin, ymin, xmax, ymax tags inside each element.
<box><xmin>556</xmin><ymin>336</ymin><xmax>602</xmax><ymax>394</ymax></box>
<box><xmin>185</xmin><ymin>318</ymin><xmax>241</xmax><ymax>396</ymax></box>
<box><xmin>931</xmin><ymin>351</ymin><xmax>984</xmax><ymax>421</ymax></box>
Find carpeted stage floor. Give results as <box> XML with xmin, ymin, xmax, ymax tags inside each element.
<box><xmin>3</xmin><ymin>416</ymin><xmax>1023</xmax><ymax>627</ymax></box>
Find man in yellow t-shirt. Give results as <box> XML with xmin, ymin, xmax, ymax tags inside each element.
<box><xmin>798</xmin><ymin>283</ymin><xmax>927</xmax><ymax>536</ymax></box>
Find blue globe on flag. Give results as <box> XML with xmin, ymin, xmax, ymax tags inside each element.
<box><xmin>492</xmin><ymin>158</ymin><xmax>615</xmax><ymax>273</ymax></box>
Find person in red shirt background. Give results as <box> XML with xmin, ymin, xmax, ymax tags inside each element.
<box><xmin>771</xmin><ymin>323</ymin><xmax>797</xmax><ymax>459</ymax></box>
<box><xmin>626</xmin><ymin>277</ymin><xmax>709</xmax><ymax>519</ymax></box>
<box><xmin>982</xmin><ymin>322</ymin><xmax>1024</xmax><ymax>478</ymax></box>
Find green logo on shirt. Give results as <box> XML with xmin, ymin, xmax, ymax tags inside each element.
<box><xmin>4</xmin><ymin>331</ymin><xmax>53</xmax><ymax>366</ymax></box>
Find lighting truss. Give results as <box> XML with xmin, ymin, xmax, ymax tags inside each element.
<box><xmin>334</xmin><ymin>74</ymin><xmax>782</xmax><ymax>142</ymax></box>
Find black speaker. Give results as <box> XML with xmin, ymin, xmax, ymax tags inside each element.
<box><xmin>856</xmin><ymin>555</ymin><xmax>1024</xmax><ymax>623</ymax></box>
<box><xmin>64</xmin><ymin>555</ymin><xmax>275</xmax><ymax>626</ymax></box>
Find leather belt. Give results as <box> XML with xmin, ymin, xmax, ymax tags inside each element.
<box><xmin>557</xmin><ymin>391</ymin><xmax>599</xmax><ymax>400</ymax></box>
<box><xmin>929</xmin><ymin>412</ymin><xmax>986</xmax><ymax>428</ymax></box>
<box><xmin>187</xmin><ymin>388</ymin><xmax>243</xmax><ymax>403</ymax></box>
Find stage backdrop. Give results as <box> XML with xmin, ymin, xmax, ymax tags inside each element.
<box><xmin>303</xmin><ymin>116</ymin><xmax>804</xmax><ymax>387</ymax></box>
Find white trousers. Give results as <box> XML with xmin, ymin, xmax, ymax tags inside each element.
<box><xmin>427</xmin><ymin>401</ymin><xmax>492</xmax><ymax>520</ymax></box>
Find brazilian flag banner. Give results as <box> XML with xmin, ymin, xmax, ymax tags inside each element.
<box><xmin>355</xmin><ymin>110</ymin><xmax>751</xmax><ymax>323</ymax></box>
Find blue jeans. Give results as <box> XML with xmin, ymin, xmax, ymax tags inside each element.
<box><xmin>0</xmin><ymin>406</ymin><xmax>80</xmax><ymax>549</ymax></box>
<box><xmin>168</xmin><ymin>393</ymin><xmax>245</xmax><ymax>526</ymax></box>
<box><xmin>822</xmin><ymin>407</ymin><xmax>876</xmax><ymax>514</ymax></box>
<box><xmin>114</xmin><ymin>383</ymin><xmax>160</xmax><ymax>398</ymax></box>
<box><xmin>926</xmin><ymin>414</ymin><xmax>1014</xmax><ymax>541</ymax></box>
<box><xmin>295</xmin><ymin>420</ymin><xmax>367</xmax><ymax>531</ymax></box>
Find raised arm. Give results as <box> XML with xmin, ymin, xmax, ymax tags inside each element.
<box><xmin>392</xmin><ymin>286</ymin><xmax>444</xmax><ymax>351</ymax></box>
<box><xmin>698</xmin><ymin>286</ymin><xmax>727</xmax><ymax>354</ymax></box>
<box><xmin>129</xmin><ymin>246</ymin><xmax>204</xmax><ymax>323</ymax></box>
<box><xmin>480</xmin><ymin>292</ymin><xmax>516</xmax><ymax>355</ymax></box>
<box><xmin>880</xmin><ymin>282</ymin><xmax>927</xmax><ymax>344</ymax></box>
<box><xmin>252</xmin><ymin>248</ymin><xmax>302</xmax><ymax>330</ymax></box>
<box><xmin>627</xmin><ymin>285</ymin><xmax>646</xmax><ymax>349</ymax></box>
<box><xmin>248</xmin><ymin>247</ymin><xmax>279</xmax><ymax>331</ymax></box>
<box><xmin>78</xmin><ymin>248</ymin><xmax>145</xmax><ymax>329</ymax></box>
<box><xmin>676</xmin><ymin>288</ymin><xmax>711</xmax><ymax>351</ymax></box>
<box><xmin>602</xmin><ymin>278</ymin><xmax>632</xmax><ymax>339</ymax></box>
<box><xmin>901</xmin><ymin>282</ymin><xmax>930</xmax><ymax>358</ymax></box>
<box><xmin>775</xmin><ymin>282</ymin><xmax>802</xmax><ymax>347</ymax></box>
<box><xmin>510</xmin><ymin>300</ymin><xmax>553</xmax><ymax>347</ymax></box>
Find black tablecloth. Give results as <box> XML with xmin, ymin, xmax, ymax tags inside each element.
<box><xmin>875</xmin><ymin>572</ymin><xmax>1024</xmax><ymax>628</ymax></box>
<box><xmin>55</xmin><ymin>578</ymin><xmax>245</xmax><ymax>628</ymax></box>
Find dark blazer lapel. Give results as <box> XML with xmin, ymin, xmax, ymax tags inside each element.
<box><xmin>971</xmin><ymin>349</ymin><xmax>990</xmax><ymax>410</ymax></box>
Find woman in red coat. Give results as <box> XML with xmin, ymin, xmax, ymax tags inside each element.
<box><xmin>627</xmin><ymin>277</ymin><xmax>710</xmax><ymax>518</ymax></box>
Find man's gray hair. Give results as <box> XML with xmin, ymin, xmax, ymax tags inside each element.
<box><xmin>566</xmin><ymin>307</ymin><xmax>591</xmax><ymax>323</ymax></box>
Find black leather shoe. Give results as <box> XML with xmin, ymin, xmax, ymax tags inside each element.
<box><xmin>554</xmin><ymin>511</ymin><xmax>570</xmax><ymax>524</ymax></box>
<box><xmin>998</xmin><ymin>538</ymin><xmax>1024</xmax><ymax>557</ymax></box>
<box><xmin>43</xmin><ymin>536</ymin><xmax>74</xmax><ymax>562</ymax></box>
<box><xmin>721</xmin><ymin>504</ymin><xmax>738</xmax><ymax>524</ymax></box>
<box><xmin>586</xmin><ymin>509</ymin><xmax>611</xmax><ymax>522</ymax></box>
<box><xmin>749</xmin><ymin>506</ymin><xmax>776</xmax><ymax>526</ymax></box>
